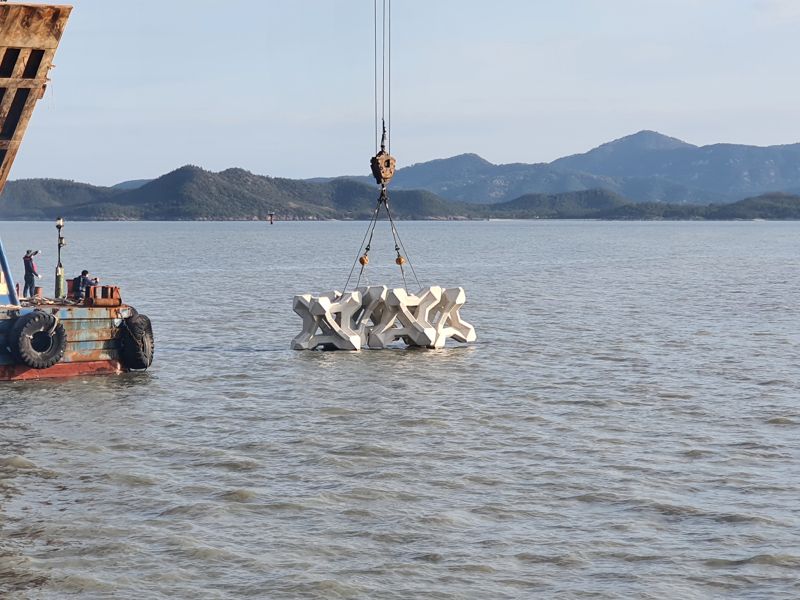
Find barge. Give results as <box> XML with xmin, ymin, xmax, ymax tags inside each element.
<box><xmin>0</xmin><ymin>3</ymin><xmax>153</xmax><ymax>381</ymax></box>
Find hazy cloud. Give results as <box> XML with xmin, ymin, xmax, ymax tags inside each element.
<box><xmin>755</xmin><ymin>0</ymin><xmax>800</xmax><ymax>22</ymax></box>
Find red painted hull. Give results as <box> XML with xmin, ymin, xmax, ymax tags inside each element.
<box><xmin>0</xmin><ymin>360</ymin><xmax>127</xmax><ymax>381</ymax></box>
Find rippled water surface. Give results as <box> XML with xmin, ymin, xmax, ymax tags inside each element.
<box><xmin>1</xmin><ymin>220</ymin><xmax>799</xmax><ymax>599</ymax></box>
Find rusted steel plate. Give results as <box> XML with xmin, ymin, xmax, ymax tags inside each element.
<box><xmin>41</xmin><ymin>306</ymin><xmax>130</xmax><ymax>320</ymax></box>
<box><xmin>59</xmin><ymin>321</ymin><xmax>121</xmax><ymax>337</ymax></box>
<box><xmin>0</xmin><ymin>305</ymin><xmax>130</xmax><ymax>372</ymax></box>
<box><xmin>60</xmin><ymin>348</ymin><xmax>118</xmax><ymax>363</ymax></box>
<box><xmin>0</xmin><ymin>327</ymin><xmax>118</xmax><ymax>346</ymax></box>
<box><xmin>66</xmin><ymin>339</ymin><xmax>119</xmax><ymax>352</ymax></box>
<box><xmin>0</xmin><ymin>305</ymin><xmax>132</xmax><ymax>328</ymax></box>
<box><xmin>60</xmin><ymin>319</ymin><xmax>121</xmax><ymax>331</ymax></box>
<box><xmin>0</xmin><ymin>346</ymin><xmax>120</xmax><ymax>366</ymax></box>
<box><xmin>65</xmin><ymin>327</ymin><xmax>118</xmax><ymax>342</ymax></box>
<box><xmin>0</xmin><ymin>359</ymin><xmax>125</xmax><ymax>381</ymax></box>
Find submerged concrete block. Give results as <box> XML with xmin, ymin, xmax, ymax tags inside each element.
<box><xmin>430</xmin><ymin>287</ymin><xmax>477</xmax><ymax>348</ymax></box>
<box><xmin>355</xmin><ymin>285</ymin><xmax>388</xmax><ymax>346</ymax></box>
<box><xmin>291</xmin><ymin>290</ymin><xmax>362</xmax><ymax>351</ymax></box>
<box><xmin>368</xmin><ymin>286</ymin><xmax>440</xmax><ymax>349</ymax></box>
<box><xmin>292</xmin><ymin>286</ymin><xmax>476</xmax><ymax>351</ymax></box>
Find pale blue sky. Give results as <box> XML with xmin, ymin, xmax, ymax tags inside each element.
<box><xmin>11</xmin><ymin>0</ymin><xmax>800</xmax><ymax>185</ymax></box>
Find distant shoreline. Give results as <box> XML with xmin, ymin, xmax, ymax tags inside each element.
<box><xmin>4</xmin><ymin>162</ymin><xmax>800</xmax><ymax>222</ymax></box>
<box><xmin>1</xmin><ymin>216</ymin><xmax>798</xmax><ymax>223</ymax></box>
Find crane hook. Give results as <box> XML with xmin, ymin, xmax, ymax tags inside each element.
<box><xmin>370</xmin><ymin>119</ymin><xmax>396</xmax><ymax>185</ymax></box>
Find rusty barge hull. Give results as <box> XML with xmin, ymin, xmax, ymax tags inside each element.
<box><xmin>0</xmin><ymin>304</ymin><xmax>133</xmax><ymax>381</ymax></box>
<box><xmin>0</xmin><ymin>4</ymin><xmax>153</xmax><ymax>382</ymax></box>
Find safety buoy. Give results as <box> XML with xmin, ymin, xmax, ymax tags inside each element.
<box><xmin>120</xmin><ymin>313</ymin><xmax>154</xmax><ymax>370</ymax></box>
<box><xmin>8</xmin><ymin>311</ymin><xmax>67</xmax><ymax>369</ymax></box>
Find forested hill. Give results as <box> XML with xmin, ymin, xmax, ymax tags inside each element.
<box><xmin>6</xmin><ymin>130</ymin><xmax>800</xmax><ymax>215</ymax></box>
<box><xmin>0</xmin><ymin>166</ymin><xmax>473</xmax><ymax>220</ymax></box>
<box><xmin>1</xmin><ymin>166</ymin><xmax>800</xmax><ymax>220</ymax></box>
<box><xmin>485</xmin><ymin>191</ymin><xmax>800</xmax><ymax>220</ymax></box>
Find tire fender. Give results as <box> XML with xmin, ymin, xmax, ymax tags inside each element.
<box><xmin>8</xmin><ymin>311</ymin><xmax>67</xmax><ymax>370</ymax></box>
<box><xmin>120</xmin><ymin>313</ymin><xmax>154</xmax><ymax>370</ymax></box>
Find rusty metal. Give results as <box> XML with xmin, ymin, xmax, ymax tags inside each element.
<box><xmin>0</xmin><ymin>4</ymin><xmax>71</xmax><ymax>307</ymax></box>
<box><xmin>0</xmin><ymin>302</ymin><xmax>140</xmax><ymax>380</ymax></box>
<box><xmin>0</xmin><ymin>5</ymin><xmax>153</xmax><ymax>381</ymax></box>
<box><xmin>0</xmin><ymin>360</ymin><xmax>124</xmax><ymax>381</ymax></box>
<box><xmin>370</xmin><ymin>150</ymin><xmax>396</xmax><ymax>185</ymax></box>
<box><xmin>86</xmin><ymin>285</ymin><xmax>122</xmax><ymax>307</ymax></box>
<box><xmin>0</xmin><ymin>3</ymin><xmax>72</xmax><ymax>196</ymax></box>
<box><xmin>369</xmin><ymin>120</ymin><xmax>396</xmax><ymax>185</ymax></box>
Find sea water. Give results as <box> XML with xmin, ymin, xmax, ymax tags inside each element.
<box><xmin>1</xmin><ymin>220</ymin><xmax>798</xmax><ymax>599</ymax></box>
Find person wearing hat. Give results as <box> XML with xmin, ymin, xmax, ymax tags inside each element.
<box><xmin>22</xmin><ymin>250</ymin><xmax>41</xmax><ymax>298</ymax></box>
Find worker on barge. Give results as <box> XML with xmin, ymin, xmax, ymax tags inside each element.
<box><xmin>72</xmin><ymin>270</ymin><xmax>99</xmax><ymax>301</ymax></box>
<box><xmin>22</xmin><ymin>250</ymin><xmax>41</xmax><ymax>298</ymax></box>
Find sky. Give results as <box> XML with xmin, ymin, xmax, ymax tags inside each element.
<box><xmin>9</xmin><ymin>0</ymin><xmax>800</xmax><ymax>185</ymax></box>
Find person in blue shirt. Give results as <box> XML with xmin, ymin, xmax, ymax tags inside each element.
<box><xmin>72</xmin><ymin>270</ymin><xmax>99</xmax><ymax>301</ymax></box>
<box><xmin>22</xmin><ymin>249</ymin><xmax>41</xmax><ymax>298</ymax></box>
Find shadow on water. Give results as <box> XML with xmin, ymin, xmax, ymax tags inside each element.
<box><xmin>294</xmin><ymin>343</ymin><xmax>477</xmax><ymax>360</ymax></box>
<box><xmin>292</xmin><ymin>344</ymin><xmax>479</xmax><ymax>377</ymax></box>
<box><xmin>1</xmin><ymin>373</ymin><xmax>160</xmax><ymax>431</ymax></box>
<box><xmin>1</xmin><ymin>371</ymin><xmax>155</xmax><ymax>399</ymax></box>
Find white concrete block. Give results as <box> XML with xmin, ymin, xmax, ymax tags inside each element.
<box><xmin>292</xmin><ymin>286</ymin><xmax>476</xmax><ymax>351</ymax></box>
<box><xmin>367</xmin><ymin>286</ymin><xmax>441</xmax><ymax>349</ymax></box>
<box><xmin>430</xmin><ymin>287</ymin><xmax>477</xmax><ymax>348</ymax></box>
<box><xmin>291</xmin><ymin>290</ymin><xmax>363</xmax><ymax>351</ymax></box>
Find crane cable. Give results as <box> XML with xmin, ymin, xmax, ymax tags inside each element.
<box><xmin>343</xmin><ymin>0</ymin><xmax>421</xmax><ymax>294</ymax></box>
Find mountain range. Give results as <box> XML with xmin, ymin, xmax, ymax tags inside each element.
<box><xmin>2</xmin><ymin>130</ymin><xmax>800</xmax><ymax>220</ymax></box>
<box><xmin>372</xmin><ymin>130</ymin><xmax>800</xmax><ymax>205</ymax></box>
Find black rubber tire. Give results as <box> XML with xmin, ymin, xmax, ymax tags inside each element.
<box><xmin>8</xmin><ymin>311</ymin><xmax>67</xmax><ymax>369</ymax></box>
<box><xmin>120</xmin><ymin>313</ymin><xmax>154</xmax><ymax>370</ymax></box>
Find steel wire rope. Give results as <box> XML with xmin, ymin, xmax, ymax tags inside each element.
<box><xmin>387</xmin><ymin>0</ymin><xmax>391</xmax><ymax>154</ymax></box>
<box><xmin>374</xmin><ymin>0</ymin><xmax>378</xmax><ymax>154</ymax></box>
<box><xmin>345</xmin><ymin>0</ymin><xmax>386</xmax><ymax>293</ymax></box>
<box><xmin>343</xmin><ymin>197</ymin><xmax>382</xmax><ymax>292</ymax></box>
<box><xmin>382</xmin><ymin>0</ymin><xmax>387</xmax><ymax>129</ymax></box>
<box><xmin>386</xmin><ymin>210</ymin><xmax>420</xmax><ymax>290</ymax></box>
<box><xmin>344</xmin><ymin>0</ymin><xmax>384</xmax><ymax>293</ymax></box>
<box><xmin>382</xmin><ymin>0</ymin><xmax>418</xmax><ymax>290</ymax></box>
<box><xmin>344</xmin><ymin>0</ymin><xmax>421</xmax><ymax>293</ymax></box>
<box><xmin>355</xmin><ymin>202</ymin><xmax>382</xmax><ymax>289</ymax></box>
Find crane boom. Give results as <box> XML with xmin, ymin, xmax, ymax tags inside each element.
<box><xmin>0</xmin><ymin>3</ymin><xmax>72</xmax><ymax>197</ymax></box>
<box><xmin>0</xmin><ymin>3</ymin><xmax>71</xmax><ymax>305</ymax></box>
